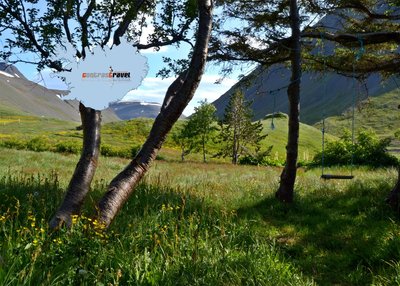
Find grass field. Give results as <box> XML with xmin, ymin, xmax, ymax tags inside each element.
<box><xmin>1</xmin><ymin>148</ymin><xmax>400</xmax><ymax>285</ymax></box>
<box><xmin>315</xmin><ymin>88</ymin><xmax>400</xmax><ymax>141</ymax></box>
<box><xmin>0</xmin><ymin>114</ymin><xmax>331</xmax><ymax>163</ymax></box>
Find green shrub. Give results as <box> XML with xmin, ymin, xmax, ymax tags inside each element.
<box><xmin>100</xmin><ymin>144</ymin><xmax>140</xmax><ymax>159</ymax></box>
<box><xmin>312</xmin><ymin>130</ymin><xmax>399</xmax><ymax>167</ymax></box>
<box><xmin>55</xmin><ymin>141</ymin><xmax>82</xmax><ymax>154</ymax></box>
<box><xmin>130</xmin><ymin>145</ymin><xmax>141</xmax><ymax>157</ymax></box>
<box><xmin>0</xmin><ymin>137</ymin><xmax>26</xmax><ymax>150</ymax></box>
<box><xmin>238</xmin><ymin>146</ymin><xmax>279</xmax><ymax>166</ymax></box>
<box><xmin>100</xmin><ymin>144</ymin><xmax>113</xmax><ymax>157</ymax></box>
<box><xmin>26</xmin><ymin>136</ymin><xmax>51</xmax><ymax>152</ymax></box>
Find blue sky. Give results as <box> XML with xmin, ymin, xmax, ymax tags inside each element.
<box><xmin>12</xmin><ymin>40</ymin><xmax>240</xmax><ymax>116</ymax></box>
<box><xmin>1</xmin><ymin>0</ymin><xmax>246</xmax><ymax>116</ymax></box>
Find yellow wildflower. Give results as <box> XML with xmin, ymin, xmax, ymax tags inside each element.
<box><xmin>71</xmin><ymin>215</ymin><xmax>78</xmax><ymax>225</ymax></box>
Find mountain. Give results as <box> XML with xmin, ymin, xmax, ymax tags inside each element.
<box><xmin>109</xmin><ymin>100</ymin><xmax>162</xmax><ymax>120</ymax></box>
<box><xmin>0</xmin><ymin>62</ymin><xmax>27</xmax><ymax>80</ymax></box>
<box><xmin>212</xmin><ymin>11</ymin><xmax>398</xmax><ymax>125</ymax></box>
<box><xmin>0</xmin><ymin>64</ymin><xmax>81</xmax><ymax>121</ymax></box>
<box><xmin>314</xmin><ymin>87</ymin><xmax>400</xmax><ymax>139</ymax></box>
<box><xmin>0</xmin><ymin>63</ymin><xmax>117</xmax><ymax>122</ymax></box>
<box><xmin>214</xmin><ymin>66</ymin><xmax>397</xmax><ymax>125</ymax></box>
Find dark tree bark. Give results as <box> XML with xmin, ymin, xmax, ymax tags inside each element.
<box><xmin>49</xmin><ymin>103</ymin><xmax>101</xmax><ymax>229</ymax></box>
<box><xmin>275</xmin><ymin>0</ymin><xmax>301</xmax><ymax>203</ymax></box>
<box><xmin>202</xmin><ymin>137</ymin><xmax>206</xmax><ymax>163</ymax></box>
<box><xmin>97</xmin><ymin>0</ymin><xmax>213</xmax><ymax>227</ymax></box>
<box><xmin>386</xmin><ymin>167</ymin><xmax>400</xmax><ymax>211</ymax></box>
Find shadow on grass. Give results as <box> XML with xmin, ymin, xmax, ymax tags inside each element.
<box><xmin>236</xmin><ymin>178</ymin><xmax>400</xmax><ymax>285</ymax></box>
<box><xmin>0</xmin><ymin>172</ymin><xmax>209</xmax><ymax>226</ymax></box>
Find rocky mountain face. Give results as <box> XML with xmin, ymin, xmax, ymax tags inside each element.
<box><xmin>108</xmin><ymin>101</ymin><xmax>162</xmax><ymax>120</ymax></box>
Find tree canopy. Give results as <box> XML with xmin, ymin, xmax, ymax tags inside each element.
<box><xmin>216</xmin><ymin>89</ymin><xmax>266</xmax><ymax>164</ymax></box>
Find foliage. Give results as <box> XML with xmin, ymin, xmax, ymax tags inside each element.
<box><xmin>185</xmin><ymin>100</ymin><xmax>218</xmax><ymax>162</ymax></box>
<box><xmin>238</xmin><ymin>146</ymin><xmax>274</xmax><ymax>166</ymax></box>
<box><xmin>0</xmin><ymin>136</ymin><xmax>159</xmax><ymax>160</ymax></box>
<box><xmin>0</xmin><ymin>115</ymin><xmax>330</xmax><ymax>163</ymax></box>
<box><xmin>0</xmin><ymin>0</ymin><xmax>202</xmax><ymax>71</ymax></box>
<box><xmin>172</xmin><ymin>122</ymin><xmax>195</xmax><ymax>161</ymax></box>
<box><xmin>312</xmin><ymin>130</ymin><xmax>399</xmax><ymax>167</ymax></box>
<box><xmin>55</xmin><ymin>141</ymin><xmax>83</xmax><ymax>154</ymax></box>
<box><xmin>216</xmin><ymin>90</ymin><xmax>267</xmax><ymax>164</ymax></box>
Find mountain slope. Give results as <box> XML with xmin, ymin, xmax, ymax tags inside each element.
<box><xmin>314</xmin><ymin>88</ymin><xmax>400</xmax><ymax>139</ymax></box>
<box><xmin>213</xmin><ymin>66</ymin><xmax>397</xmax><ymax>125</ymax></box>
<box><xmin>0</xmin><ymin>70</ymin><xmax>81</xmax><ymax>121</ymax></box>
<box><xmin>0</xmin><ymin>64</ymin><xmax>121</xmax><ymax>122</ymax></box>
<box><xmin>212</xmin><ymin>10</ymin><xmax>398</xmax><ymax>125</ymax></box>
<box><xmin>109</xmin><ymin>100</ymin><xmax>162</xmax><ymax>119</ymax></box>
<box><xmin>0</xmin><ymin>63</ymin><xmax>166</xmax><ymax>122</ymax></box>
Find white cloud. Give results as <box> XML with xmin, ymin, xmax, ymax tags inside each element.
<box><xmin>122</xmin><ymin>74</ymin><xmax>237</xmax><ymax>115</ymax></box>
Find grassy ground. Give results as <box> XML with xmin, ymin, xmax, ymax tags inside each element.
<box><xmin>0</xmin><ymin>115</ymin><xmax>331</xmax><ymax>163</ymax></box>
<box><xmin>314</xmin><ymin>88</ymin><xmax>400</xmax><ymax>142</ymax></box>
<box><xmin>1</xmin><ymin>148</ymin><xmax>400</xmax><ymax>285</ymax></box>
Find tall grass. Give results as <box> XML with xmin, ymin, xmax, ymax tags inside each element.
<box><xmin>1</xmin><ymin>149</ymin><xmax>400</xmax><ymax>285</ymax></box>
<box><xmin>0</xmin><ymin>171</ymin><xmax>311</xmax><ymax>285</ymax></box>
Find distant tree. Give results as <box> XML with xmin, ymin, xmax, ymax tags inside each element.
<box><xmin>186</xmin><ymin>100</ymin><xmax>217</xmax><ymax>162</ymax></box>
<box><xmin>172</xmin><ymin>122</ymin><xmax>195</xmax><ymax>162</ymax></box>
<box><xmin>217</xmin><ymin>90</ymin><xmax>266</xmax><ymax>164</ymax></box>
<box><xmin>172</xmin><ymin>100</ymin><xmax>217</xmax><ymax>162</ymax></box>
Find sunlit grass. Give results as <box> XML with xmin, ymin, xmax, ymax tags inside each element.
<box><xmin>1</xmin><ymin>149</ymin><xmax>400</xmax><ymax>285</ymax></box>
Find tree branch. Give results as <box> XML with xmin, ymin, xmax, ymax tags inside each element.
<box><xmin>113</xmin><ymin>0</ymin><xmax>146</xmax><ymax>46</ymax></box>
<box><xmin>302</xmin><ymin>31</ymin><xmax>400</xmax><ymax>46</ymax></box>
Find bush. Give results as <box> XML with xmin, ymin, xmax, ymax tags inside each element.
<box><xmin>100</xmin><ymin>144</ymin><xmax>141</xmax><ymax>159</ymax></box>
<box><xmin>100</xmin><ymin>144</ymin><xmax>113</xmax><ymax>157</ymax></box>
<box><xmin>0</xmin><ymin>138</ymin><xmax>26</xmax><ymax>150</ymax></box>
<box><xmin>238</xmin><ymin>146</ymin><xmax>279</xmax><ymax>166</ymax></box>
<box><xmin>26</xmin><ymin>137</ymin><xmax>51</xmax><ymax>152</ymax></box>
<box><xmin>312</xmin><ymin>130</ymin><xmax>399</xmax><ymax>167</ymax></box>
<box><xmin>55</xmin><ymin>141</ymin><xmax>82</xmax><ymax>154</ymax></box>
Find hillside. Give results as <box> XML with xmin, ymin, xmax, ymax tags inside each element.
<box><xmin>212</xmin><ymin>11</ymin><xmax>398</xmax><ymax>125</ymax></box>
<box><xmin>314</xmin><ymin>88</ymin><xmax>400</xmax><ymax>138</ymax></box>
<box><xmin>0</xmin><ymin>63</ymin><xmax>150</xmax><ymax>122</ymax></box>
<box><xmin>0</xmin><ymin>67</ymin><xmax>81</xmax><ymax>121</ymax></box>
<box><xmin>213</xmin><ymin>66</ymin><xmax>397</xmax><ymax>125</ymax></box>
<box><xmin>0</xmin><ymin>114</ymin><xmax>331</xmax><ymax>162</ymax></box>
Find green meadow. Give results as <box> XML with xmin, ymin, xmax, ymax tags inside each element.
<box><xmin>0</xmin><ymin>114</ymin><xmax>329</xmax><ymax>163</ymax></box>
<box><xmin>0</xmin><ymin>148</ymin><xmax>399</xmax><ymax>285</ymax></box>
<box><xmin>1</xmin><ymin>112</ymin><xmax>400</xmax><ymax>285</ymax></box>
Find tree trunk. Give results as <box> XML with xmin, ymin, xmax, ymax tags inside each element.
<box><xmin>181</xmin><ymin>147</ymin><xmax>186</xmax><ymax>162</ymax></box>
<box><xmin>49</xmin><ymin>103</ymin><xmax>101</xmax><ymax>229</ymax></box>
<box><xmin>232</xmin><ymin>127</ymin><xmax>238</xmax><ymax>164</ymax></box>
<box><xmin>202</xmin><ymin>137</ymin><xmax>206</xmax><ymax>163</ymax></box>
<box><xmin>97</xmin><ymin>0</ymin><xmax>213</xmax><ymax>227</ymax></box>
<box><xmin>275</xmin><ymin>0</ymin><xmax>301</xmax><ymax>203</ymax></box>
<box><xmin>386</xmin><ymin>167</ymin><xmax>400</xmax><ymax>211</ymax></box>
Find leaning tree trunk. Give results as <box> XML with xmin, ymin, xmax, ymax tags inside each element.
<box><xmin>275</xmin><ymin>0</ymin><xmax>301</xmax><ymax>203</ymax></box>
<box><xmin>49</xmin><ymin>103</ymin><xmax>101</xmax><ymax>229</ymax></box>
<box><xmin>386</xmin><ymin>167</ymin><xmax>400</xmax><ymax>211</ymax></box>
<box><xmin>97</xmin><ymin>0</ymin><xmax>213</xmax><ymax>227</ymax></box>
